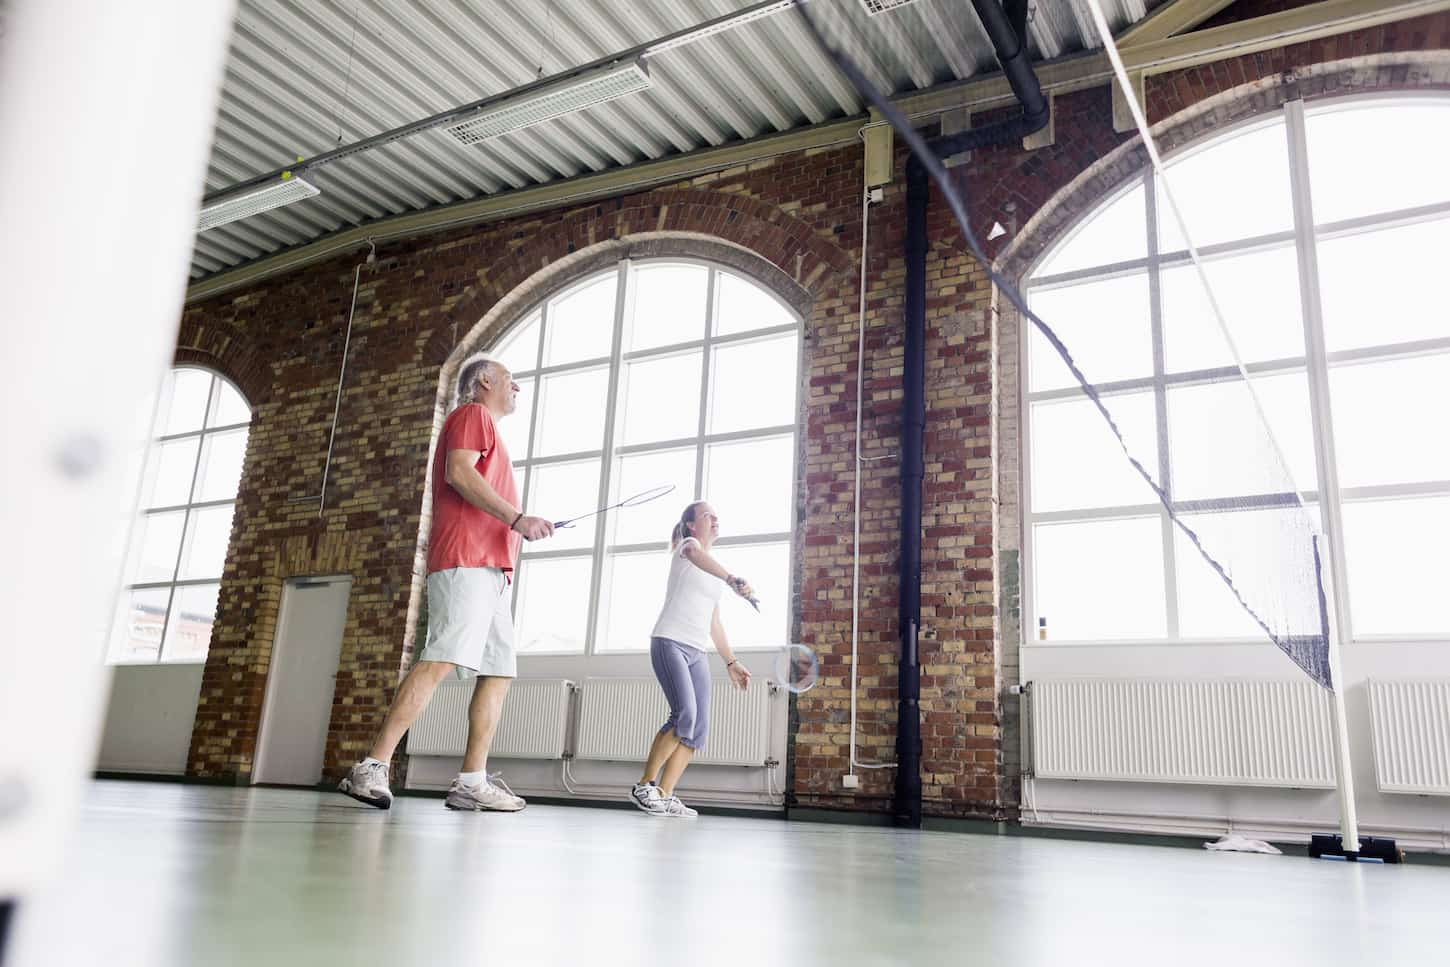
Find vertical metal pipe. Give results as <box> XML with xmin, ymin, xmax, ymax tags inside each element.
<box><xmin>318</xmin><ymin>263</ymin><xmax>363</xmax><ymax>517</ymax></box>
<box><xmin>894</xmin><ymin>158</ymin><xmax>929</xmax><ymax>829</ymax></box>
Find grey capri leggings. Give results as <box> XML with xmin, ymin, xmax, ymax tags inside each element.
<box><xmin>649</xmin><ymin>636</ymin><xmax>710</xmax><ymax>750</ymax></box>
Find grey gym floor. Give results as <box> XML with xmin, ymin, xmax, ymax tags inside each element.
<box><xmin>10</xmin><ymin>780</ymin><xmax>1449</xmax><ymax>966</ymax></box>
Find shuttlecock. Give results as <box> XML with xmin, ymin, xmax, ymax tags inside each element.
<box><xmin>987</xmin><ymin>221</ymin><xmax>1007</xmax><ymax>240</ymax></box>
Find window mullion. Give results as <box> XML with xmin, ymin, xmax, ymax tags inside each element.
<box><xmin>1286</xmin><ymin>98</ymin><xmax>1355</xmax><ymax>643</ymax></box>
<box><xmin>1341</xmin><ymin>480</ymin><xmax>1450</xmax><ymax>502</ymax></box>
<box><xmin>1018</xmin><ymin>283</ymin><xmax>1035</xmax><ymax>643</ymax></box>
<box><xmin>1326</xmin><ymin>336</ymin><xmax>1450</xmax><ymax>368</ymax></box>
<box><xmin>1027</xmin><ymin>356</ymin><xmax>1312</xmax><ymax>403</ymax></box>
<box><xmin>157</xmin><ymin>423</ymin><xmax>245</xmax><ymax>444</ymax></box>
<box><xmin>128</xmin><ymin>575</ymin><xmax>226</xmax><ymax>592</ymax></box>
<box><xmin>1316</xmin><ymin>196</ymin><xmax>1450</xmax><ymax>242</ymax></box>
<box><xmin>143</xmin><ymin>496</ymin><xmax>236</xmax><ymax>515</ymax></box>
<box><xmin>511</xmin><ymin>304</ymin><xmax>550</xmax><ymax>619</ymax></box>
<box><xmin>519</xmin><ymin>355</ymin><xmax>612</xmax><ymax>378</ymax></box>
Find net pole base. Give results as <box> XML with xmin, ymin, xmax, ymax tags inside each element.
<box><xmin>1</xmin><ymin>898</ymin><xmax>14</xmax><ymax>964</ymax></box>
<box><xmin>1308</xmin><ymin>833</ymin><xmax>1403</xmax><ymax>864</ymax></box>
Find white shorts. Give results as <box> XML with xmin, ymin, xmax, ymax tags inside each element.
<box><xmin>417</xmin><ymin>566</ymin><xmax>517</xmax><ymax>680</ymax></box>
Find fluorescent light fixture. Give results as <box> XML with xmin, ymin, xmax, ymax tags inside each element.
<box><xmin>445</xmin><ymin>60</ymin><xmax>651</xmax><ymax>146</ymax></box>
<box><xmin>860</xmin><ymin>0</ymin><xmax>924</xmax><ymax>13</ymax></box>
<box><xmin>198</xmin><ymin>176</ymin><xmax>319</xmax><ymax>232</ymax></box>
<box><xmin>646</xmin><ymin>1</ymin><xmax>800</xmax><ymax>55</ymax></box>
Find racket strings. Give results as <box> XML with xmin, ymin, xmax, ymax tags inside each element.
<box><xmin>617</xmin><ymin>484</ymin><xmax>677</xmax><ymax>508</ymax></box>
<box><xmin>553</xmin><ymin>483</ymin><xmax>677</xmax><ymax>528</ymax></box>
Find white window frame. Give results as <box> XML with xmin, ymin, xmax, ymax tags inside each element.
<box><xmin>489</xmin><ymin>257</ymin><xmax>803</xmax><ymax>657</ymax></box>
<box><xmin>110</xmin><ymin>365</ymin><xmax>252</xmax><ymax>664</ymax></box>
<box><xmin>1021</xmin><ymin>94</ymin><xmax>1450</xmax><ymax>647</ymax></box>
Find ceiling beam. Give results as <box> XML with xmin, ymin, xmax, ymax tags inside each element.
<box><xmin>900</xmin><ymin>0</ymin><xmax>1450</xmax><ymax>117</ymax></box>
<box><xmin>1118</xmin><ymin>0</ymin><xmax>1243</xmax><ymax>46</ymax></box>
<box><xmin>1124</xmin><ymin>0</ymin><xmax>1448</xmax><ymax>72</ymax></box>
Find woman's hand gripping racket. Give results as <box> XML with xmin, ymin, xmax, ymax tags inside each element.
<box><xmin>552</xmin><ymin>483</ymin><xmax>677</xmax><ymax>529</ymax></box>
<box><xmin>727</xmin><ymin>575</ymin><xmax>760</xmax><ymax>613</ymax></box>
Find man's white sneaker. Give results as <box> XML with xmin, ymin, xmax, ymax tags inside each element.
<box><xmin>444</xmin><ymin>773</ymin><xmax>526</xmax><ymax>812</ymax></box>
<box><xmin>630</xmin><ymin>782</ymin><xmax>665</xmax><ymax>814</ymax></box>
<box><xmin>338</xmin><ymin>760</ymin><xmax>393</xmax><ymax>809</ymax></box>
<box><xmin>656</xmin><ymin>795</ymin><xmax>698</xmax><ymax>818</ymax></box>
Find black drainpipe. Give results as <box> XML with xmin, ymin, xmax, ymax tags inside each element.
<box><xmin>893</xmin><ymin>0</ymin><xmax>1050</xmax><ymax>830</ymax></box>
<box><xmin>894</xmin><ymin>157</ymin><xmax>929</xmax><ymax>830</ymax></box>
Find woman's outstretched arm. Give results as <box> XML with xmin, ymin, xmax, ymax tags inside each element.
<box><xmin>711</xmin><ymin>606</ymin><xmax>750</xmax><ymax>690</ymax></box>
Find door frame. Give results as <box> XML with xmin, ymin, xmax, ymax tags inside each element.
<box><xmin>252</xmin><ymin>573</ymin><xmax>353</xmax><ymax>786</ymax></box>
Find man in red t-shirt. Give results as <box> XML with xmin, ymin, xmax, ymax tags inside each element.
<box><xmin>340</xmin><ymin>357</ymin><xmax>553</xmax><ymax>812</ymax></box>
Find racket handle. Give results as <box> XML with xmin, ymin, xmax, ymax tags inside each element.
<box><xmin>727</xmin><ymin>575</ymin><xmax>760</xmax><ymax>611</ymax></box>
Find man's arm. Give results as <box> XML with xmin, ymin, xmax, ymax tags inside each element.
<box><xmin>444</xmin><ymin>448</ymin><xmax>552</xmax><ymax>541</ymax></box>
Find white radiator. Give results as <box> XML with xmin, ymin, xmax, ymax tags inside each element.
<box><xmin>575</xmin><ymin>678</ymin><xmax>772</xmax><ymax>767</ymax></box>
<box><xmin>406</xmin><ymin>678</ymin><xmax>572</xmax><ymax>760</ymax></box>
<box><xmin>1368</xmin><ymin>679</ymin><xmax>1450</xmax><ymax>796</ymax></box>
<box><xmin>1030</xmin><ymin>679</ymin><xmax>1336</xmax><ymax>788</ymax></box>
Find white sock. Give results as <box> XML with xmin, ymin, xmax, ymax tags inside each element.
<box><xmin>362</xmin><ymin>756</ymin><xmax>386</xmax><ymax>769</ymax></box>
<box><xmin>458</xmin><ymin>769</ymin><xmax>488</xmax><ymax>787</ymax></box>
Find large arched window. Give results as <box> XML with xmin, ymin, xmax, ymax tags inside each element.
<box><xmin>484</xmin><ymin>259</ymin><xmax>800</xmax><ymax>654</ymax></box>
<box><xmin>108</xmin><ymin>367</ymin><xmax>252</xmax><ymax>663</ymax></box>
<box><xmin>1023</xmin><ymin>95</ymin><xmax>1450</xmax><ymax>643</ymax></box>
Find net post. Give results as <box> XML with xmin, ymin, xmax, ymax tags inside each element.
<box><xmin>1284</xmin><ymin>97</ymin><xmax>1362</xmax><ymax>856</ymax></box>
<box><xmin>1317</xmin><ymin>533</ymin><xmax>1361</xmax><ymax>854</ymax></box>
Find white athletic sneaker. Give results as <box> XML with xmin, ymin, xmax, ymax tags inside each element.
<box><xmin>338</xmin><ymin>760</ymin><xmax>393</xmax><ymax>809</ymax></box>
<box><xmin>444</xmin><ymin>773</ymin><xmax>526</xmax><ymax>812</ymax></box>
<box><xmin>656</xmin><ymin>795</ymin><xmax>698</xmax><ymax>819</ymax></box>
<box><xmin>630</xmin><ymin>782</ymin><xmax>665</xmax><ymax>814</ymax></box>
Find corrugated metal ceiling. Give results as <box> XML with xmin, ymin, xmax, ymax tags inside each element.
<box><xmin>193</xmin><ymin>0</ymin><xmax>1150</xmax><ymax>280</ymax></box>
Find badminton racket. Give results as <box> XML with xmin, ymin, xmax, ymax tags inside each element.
<box><xmin>552</xmin><ymin>483</ymin><xmax>676</xmax><ymax>529</ymax></box>
<box><xmin>551</xmin><ymin>483</ymin><xmax>762</xmax><ymax>611</ymax></box>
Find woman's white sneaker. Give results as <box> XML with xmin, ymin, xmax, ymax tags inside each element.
<box><xmin>629</xmin><ymin>782</ymin><xmax>665</xmax><ymax>813</ymax></box>
<box><xmin>656</xmin><ymin>795</ymin><xmax>698</xmax><ymax>818</ymax></box>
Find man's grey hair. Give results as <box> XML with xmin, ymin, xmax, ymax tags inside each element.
<box><xmin>456</xmin><ymin>357</ymin><xmax>499</xmax><ymax>406</ymax></box>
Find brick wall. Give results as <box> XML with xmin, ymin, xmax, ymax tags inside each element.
<box><xmin>176</xmin><ymin>14</ymin><xmax>1450</xmax><ymax>819</ymax></box>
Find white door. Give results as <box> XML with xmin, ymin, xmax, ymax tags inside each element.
<box><xmin>254</xmin><ymin>575</ymin><xmax>353</xmax><ymax>786</ymax></box>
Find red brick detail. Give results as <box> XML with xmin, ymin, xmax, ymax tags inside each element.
<box><xmin>174</xmin><ymin>314</ymin><xmax>272</xmax><ymax>407</ymax></box>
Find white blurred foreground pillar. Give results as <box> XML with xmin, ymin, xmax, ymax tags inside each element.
<box><xmin>0</xmin><ymin>0</ymin><xmax>236</xmax><ymax>957</ymax></box>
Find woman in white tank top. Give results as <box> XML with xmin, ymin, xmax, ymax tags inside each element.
<box><xmin>629</xmin><ymin>500</ymin><xmax>755</xmax><ymax>817</ymax></box>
